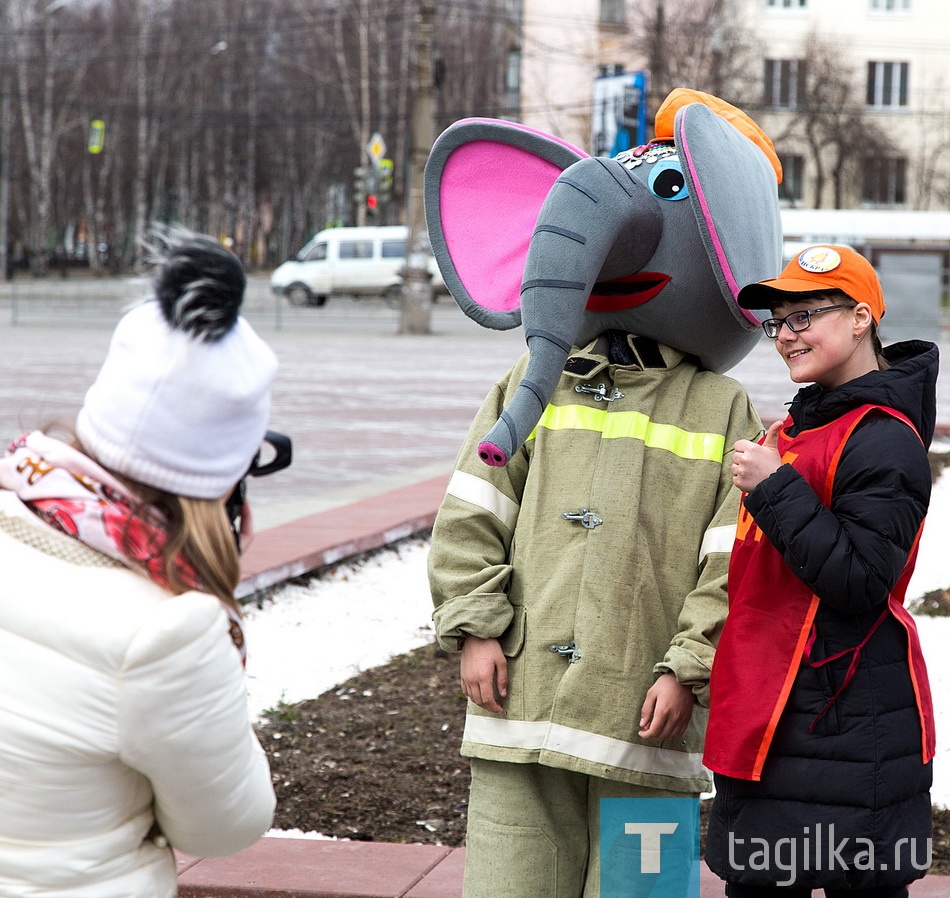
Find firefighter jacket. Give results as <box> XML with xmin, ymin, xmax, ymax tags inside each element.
<box><xmin>429</xmin><ymin>333</ymin><xmax>762</xmax><ymax>792</ymax></box>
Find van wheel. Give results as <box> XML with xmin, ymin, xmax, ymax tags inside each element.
<box><xmin>285</xmin><ymin>284</ymin><xmax>313</xmax><ymax>307</ymax></box>
<box><xmin>383</xmin><ymin>285</ymin><xmax>403</xmax><ymax>308</ymax></box>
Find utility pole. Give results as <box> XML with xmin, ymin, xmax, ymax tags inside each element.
<box><xmin>650</xmin><ymin>0</ymin><xmax>666</xmax><ymax>114</ymax></box>
<box><xmin>0</xmin><ymin>73</ymin><xmax>9</xmax><ymax>281</ymax></box>
<box><xmin>398</xmin><ymin>0</ymin><xmax>436</xmax><ymax>335</ymax></box>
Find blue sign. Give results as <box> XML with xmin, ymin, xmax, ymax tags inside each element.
<box><xmin>600</xmin><ymin>797</ymin><xmax>700</xmax><ymax>898</ymax></box>
<box><xmin>591</xmin><ymin>70</ymin><xmax>648</xmax><ymax>156</ymax></box>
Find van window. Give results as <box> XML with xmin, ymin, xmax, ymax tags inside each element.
<box><xmin>301</xmin><ymin>242</ymin><xmax>327</xmax><ymax>262</ymax></box>
<box><xmin>339</xmin><ymin>240</ymin><xmax>373</xmax><ymax>260</ymax></box>
<box><xmin>381</xmin><ymin>239</ymin><xmax>407</xmax><ymax>258</ymax></box>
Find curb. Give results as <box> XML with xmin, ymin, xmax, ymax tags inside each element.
<box><xmin>237</xmin><ymin>474</ymin><xmax>450</xmax><ymax>599</ymax></box>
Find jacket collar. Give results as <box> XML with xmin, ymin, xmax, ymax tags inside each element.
<box><xmin>788</xmin><ymin>340</ymin><xmax>939</xmax><ymax>447</ymax></box>
<box><xmin>563</xmin><ymin>332</ymin><xmax>686</xmax><ymax>379</ymax></box>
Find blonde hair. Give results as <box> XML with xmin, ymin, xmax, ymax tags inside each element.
<box><xmin>57</xmin><ymin>432</ymin><xmax>243</xmax><ymax>613</ymax></box>
<box><xmin>125</xmin><ymin>481</ymin><xmax>242</xmax><ymax>613</ymax></box>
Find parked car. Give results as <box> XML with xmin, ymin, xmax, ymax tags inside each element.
<box><xmin>270</xmin><ymin>226</ymin><xmax>446</xmax><ymax>307</ymax></box>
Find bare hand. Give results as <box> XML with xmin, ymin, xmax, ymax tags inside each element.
<box><xmin>731</xmin><ymin>420</ymin><xmax>782</xmax><ymax>493</ymax></box>
<box><xmin>460</xmin><ymin>636</ymin><xmax>508</xmax><ymax>714</ymax></box>
<box><xmin>638</xmin><ymin>673</ymin><xmax>694</xmax><ymax>741</ymax></box>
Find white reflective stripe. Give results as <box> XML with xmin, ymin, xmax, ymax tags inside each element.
<box><xmin>446</xmin><ymin>471</ymin><xmax>520</xmax><ymax>531</ymax></box>
<box><xmin>463</xmin><ymin>715</ymin><xmax>707</xmax><ymax>781</ymax></box>
<box><xmin>698</xmin><ymin>524</ymin><xmax>736</xmax><ymax>564</ymax></box>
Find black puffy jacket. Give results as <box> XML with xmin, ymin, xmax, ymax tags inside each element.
<box><xmin>706</xmin><ymin>340</ymin><xmax>938</xmax><ymax>891</ymax></box>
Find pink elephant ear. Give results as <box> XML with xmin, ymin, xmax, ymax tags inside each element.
<box><xmin>425</xmin><ymin>118</ymin><xmax>587</xmax><ymax>330</ymax></box>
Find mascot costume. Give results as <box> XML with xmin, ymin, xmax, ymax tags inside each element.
<box><xmin>426</xmin><ymin>89</ymin><xmax>784</xmax><ymax>898</ymax></box>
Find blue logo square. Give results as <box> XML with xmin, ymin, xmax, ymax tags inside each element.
<box><xmin>600</xmin><ymin>797</ymin><xmax>700</xmax><ymax>898</ymax></box>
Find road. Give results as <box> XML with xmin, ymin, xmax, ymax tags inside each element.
<box><xmin>1</xmin><ymin>274</ymin><xmax>947</xmax><ymax>528</ymax></box>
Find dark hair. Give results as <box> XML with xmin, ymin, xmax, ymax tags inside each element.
<box><xmin>771</xmin><ymin>288</ymin><xmax>889</xmax><ymax>370</ymax></box>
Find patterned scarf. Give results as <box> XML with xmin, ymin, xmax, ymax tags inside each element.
<box><xmin>0</xmin><ymin>431</ymin><xmax>246</xmax><ymax>664</ymax></box>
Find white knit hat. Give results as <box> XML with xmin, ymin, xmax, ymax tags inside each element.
<box><xmin>76</xmin><ymin>232</ymin><xmax>278</xmax><ymax>499</ymax></box>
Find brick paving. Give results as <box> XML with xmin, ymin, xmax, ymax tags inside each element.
<box><xmin>175</xmin><ymin>838</ymin><xmax>947</xmax><ymax>897</ymax></box>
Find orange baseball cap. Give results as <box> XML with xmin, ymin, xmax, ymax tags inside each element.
<box><xmin>737</xmin><ymin>245</ymin><xmax>886</xmax><ymax>323</ymax></box>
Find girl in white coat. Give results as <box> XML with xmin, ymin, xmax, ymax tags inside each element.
<box><xmin>0</xmin><ymin>230</ymin><xmax>278</xmax><ymax>898</ymax></box>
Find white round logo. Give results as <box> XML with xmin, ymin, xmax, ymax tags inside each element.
<box><xmin>797</xmin><ymin>247</ymin><xmax>841</xmax><ymax>274</ymax></box>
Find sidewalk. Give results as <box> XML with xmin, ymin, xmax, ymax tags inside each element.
<box><xmin>205</xmin><ymin>474</ymin><xmax>948</xmax><ymax>898</ymax></box>
<box><xmin>176</xmin><ymin>836</ymin><xmax>947</xmax><ymax>897</ymax></box>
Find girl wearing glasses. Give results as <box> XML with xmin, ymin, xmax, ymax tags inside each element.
<box><xmin>703</xmin><ymin>245</ymin><xmax>938</xmax><ymax>897</ymax></box>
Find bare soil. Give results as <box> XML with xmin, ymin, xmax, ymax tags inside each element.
<box><xmin>254</xmin><ymin>640</ymin><xmax>950</xmax><ymax>874</ymax></box>
<box><xmin>254</xmin><ymin>452</ymin><xmax>950</xmax><ymax>865</ymax></box>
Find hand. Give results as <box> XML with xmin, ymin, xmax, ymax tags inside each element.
<box><xmin>460</xmin><ymin>636</ymin><xmax>508</xmax><ymax>714</ymax></box>
<box><xmin>238</xmin><ymin>500</ymin><xmax>255</xmax><ymax>550</ymax></box>
<box><xmin>731</xmin><ymin>420</ymin><xmax>782</xmax><ymax>493</ymax></box>
<box><xmin>638</xmin><ymin>673</ymin><xmax>694</xmax><ymax>741</ymax></box>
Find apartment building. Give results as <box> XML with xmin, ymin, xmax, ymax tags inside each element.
<box><xmin>515</xmin><ymin>0</ymin><xmax>950</xmax><ymax>212</ymax></box>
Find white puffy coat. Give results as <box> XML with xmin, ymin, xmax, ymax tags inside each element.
<box><xmin>0</xmin><ymin>491</ymin><xmax>276</xmax><ymax>898</ymax></box>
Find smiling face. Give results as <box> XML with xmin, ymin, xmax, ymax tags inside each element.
<box><xmin>768</xmin><ymin>291</ymin><xmax>878</xmax><ymax>390</ymax></box>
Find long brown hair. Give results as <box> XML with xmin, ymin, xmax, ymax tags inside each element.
<box><xmin>127</xmin><ymin>481</ymin><xmax>242</xmax><ymax>613</ymax></box>
<box><xmin>53</xmin><ymin>431</ymin><xmax>243</xmax><ymax>613</ymax></box>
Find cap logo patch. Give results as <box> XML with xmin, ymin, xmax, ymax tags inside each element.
<box><xmin>797</xmin><ymin>246</ymin><xmax>841</xmax><ymax>274</ymax></box>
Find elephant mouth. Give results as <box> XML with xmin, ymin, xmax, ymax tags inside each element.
<box><xmin>586</xmin><ymin>272</ymin><xmax>671</xmax><ymax>312</ymax></box>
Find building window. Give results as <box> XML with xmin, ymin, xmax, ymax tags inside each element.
<box><xmin>505</xmin><ymin>48</ymin><xmax>521</xmax><ymax>112</ymax></box>
<box><xmin>778</xmin><ymin>154</ymin><xmax>804</xmax><ymax>203</ymax></box>
<box><xmin>862</xmin><ymin>156</ymin><xmax>907</xmax><ymax>205</ymax></box>
<box><xmin>766</xmin><ymin>0</ymin><xmax>807</xmax><ymax>8</ymax></box>
<box><xmin>870</xmin><ymin>0</ymin><xmax>910</xmax><ymax>11</ymax></box>
<box><xmin>600</xmin><ymin>0</ymin><xmax>625</xmax><ymax>24</ymax></box>
<box><xmin>866</xmin><ymin>61</ymin><xmax>909</xmax><ymax>107</ymax></box>
<box><xmin>764</xmin><ymin>59</ymin><xmax>806</xmax><ymax>109</ymax></box>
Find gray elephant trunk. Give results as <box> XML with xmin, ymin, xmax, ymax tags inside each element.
<box><xmin>478</xmin><ymin>157</ymin><xmax>662</xmax><ymax>466</ymax></box>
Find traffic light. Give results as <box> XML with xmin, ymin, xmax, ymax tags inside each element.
<box><xmin>353</xmin><ymin>166</ymin><xmax>368</xmax><ymax>207</ymax></box>
<box><xmin>366</xmin><ymin>194</ymin><xmax>378</xmax><ymax>217</ymax></box>
<box><xmin>377</xmin><ymin>158</ymin><xmax>394</xmax><ymax>205</ymax></box>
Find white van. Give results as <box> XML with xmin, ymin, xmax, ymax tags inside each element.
<box><xmin>270</xmin><ymin>225</ymin><xmax>445</xmax><ymax>307</ymax></box>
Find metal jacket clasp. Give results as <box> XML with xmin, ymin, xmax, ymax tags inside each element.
<box><xmin>562</xmin><ymin>508</ymin><xmax>603</xmax><ymax>529</ymax></box>
<box><xmin>549</xmin><ymin>640</ymin><xmax>582</xmax><ymax>663</ymax></box>
<box><xmin>574</xmin><ymin>383</ymin><xmax>624</xmax><ymax>402</ymax></box>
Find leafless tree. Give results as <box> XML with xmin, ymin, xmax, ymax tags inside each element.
<box><xmin>625</xmin><ymin>0</ymin><xmax>762</xmax><ymax>118</ymax></box>
<box><xmin>6</xmin><ymin>0</ymin><xmax>90</xmax><ymax>273</ymax></box>
<box><xmin>0</xmin><ymin>0</ymin><xmax>514</xmax><ymax>274</ymax></box>
<box><xmin>771</xmin><ymin>33</ymin><xmax>891</xmax><ymax>209</ymax></box>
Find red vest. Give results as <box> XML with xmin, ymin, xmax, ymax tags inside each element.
<box><xmin>703</xmin><ymin>404</ymin><xmax>935</xmax><ymax>781</ymax></box>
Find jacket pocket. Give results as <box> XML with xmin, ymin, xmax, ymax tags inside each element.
<box><xmin>499</xmin><ymin>606</ymin><xmax>526</xmax><ymax>658</ymax></box>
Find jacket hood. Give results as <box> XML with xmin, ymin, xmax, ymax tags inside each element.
<box><xmin>787</xmin><ymin>340</ymin><xmax>939</xmax><ymax>448</ymax></box>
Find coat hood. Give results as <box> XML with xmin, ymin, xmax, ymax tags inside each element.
<box><xmin>787</xmin><ymin>340</ymin><xmax>939</xmax><ymax>448</ymax></box>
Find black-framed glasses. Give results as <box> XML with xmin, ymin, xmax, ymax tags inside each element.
<box><xmin>761</xmin><ymin>305</ymin><xmax>850</xmax><ymax>339</ymax></box>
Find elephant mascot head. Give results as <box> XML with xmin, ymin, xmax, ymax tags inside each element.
<box><xmin>424</xmin><ymin>88</ymin><xmax>784</xmax><ymax>467</ymax></box>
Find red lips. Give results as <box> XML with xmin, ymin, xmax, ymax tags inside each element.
<box><xmin>586</xmin><ymin>272</ymin><xmax>670</xmax><ymax>313</ymax></box>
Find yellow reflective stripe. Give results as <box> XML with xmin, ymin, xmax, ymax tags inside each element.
<box><xmin>527</xmin><ymin>404</ymin><xmax>725</xmax><ymax>462</ymax></box>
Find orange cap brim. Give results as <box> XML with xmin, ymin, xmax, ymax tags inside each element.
<box><xmin>737</xmin><ymin>279</ymin><xmax>843</xmax><ymax>309</ymax></box>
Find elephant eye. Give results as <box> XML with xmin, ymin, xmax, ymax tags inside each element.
<box><xmin>648</xmin><ymin>158</ymin><xmax>689</xmax><ymax>201</ymax></box>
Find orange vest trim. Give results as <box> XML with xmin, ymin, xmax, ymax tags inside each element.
<box><xmin>703</xmin><ymin>404</ymin><xmax>933</xmax><ymax>780</ymax></box>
